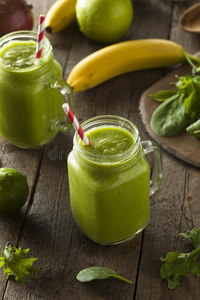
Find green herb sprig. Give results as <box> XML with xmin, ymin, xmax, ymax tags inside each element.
<box><xmin>77</xmin><ymin>267</ymin><xmax>133</xmax><ymax>284</ymax></box>
<box><xmin>0</xmin><ymin>243</ymin><xmax>38</xmax><ymax>282</ymax></box>
<box><xmin>160</xmin><ymin>228</ymin><xmax>200</xmax><ymax>289</ymax></box>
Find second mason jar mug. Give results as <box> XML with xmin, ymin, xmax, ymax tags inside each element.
<box><xmin>0</xmin><ymin>31</ymin><xmax>75</xmax><ymax>148</ymax></box>
<box><xmin>67</xmin><ymin>115</ymin><xmax>162</xmax><ymax>245</ymax></box>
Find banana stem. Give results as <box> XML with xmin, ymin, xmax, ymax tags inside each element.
<box><xmin>182</xmin><ymin>47</ymin><xmax>200</xmax><ymax>67</ymax></box>
<box><xmin>188</xmin><ymin>54</ymin><xmax>200</xmax><ymax>66</ymax></box>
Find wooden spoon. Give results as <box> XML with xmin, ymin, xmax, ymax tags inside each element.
<box><xmin>180</xmin><ymin>3</ymin><xmax>200</xmax><ymax>33</ymax></box>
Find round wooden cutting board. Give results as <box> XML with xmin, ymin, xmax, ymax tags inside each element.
<box><xmin>139</xmin><ymin>64</ymin><xmax>200</xmax><ymax>168</ymax></box>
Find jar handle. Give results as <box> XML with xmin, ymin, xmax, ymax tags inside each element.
<box><xmin>141</xmin><ymin>140</ymin><xmax>162</xmax><ymax>196</ymax></box>
<box><xmin>49</xmin><ymin>76</ymin><xmax>75</xmax><ymax>132</ymax></box>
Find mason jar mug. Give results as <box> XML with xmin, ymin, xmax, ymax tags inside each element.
<box><xmin>67</xmin><ymin>115</ymin><xmax>162</xmax><ymax>245</ymax></box>
<box><xmin>0</xmin><ymin>31</ymin><xmax>75</xmax><ymax>148</ymax></box>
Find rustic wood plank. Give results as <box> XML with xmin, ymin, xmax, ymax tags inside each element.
<box><xmin>1</xmin><ymin>0</ymin><xmax>200</xmax><ymax>299</ymax></box>
<box><xmin>170</xmin><ymin>0</ymin><xmax>200</xmax><ymax>53</ymax></box>
<box><xmin>136</xmin><ymin>157</ymin><xmax>200</xmax><ymax>299</ymax></box>
<box><xmin>136</xmin><ymin>0</ymin><xmax>200</xmax><ymax>299</ymax></box>
<box><xmin>0</xmin><ymin>138</ymin><xmax>43</xmax><ymax>299</ymax></box>
<box><xmin>0</xmin><ymin>0</ymin><xmax>67</xmax><ymax>299</ymax></box>
<box><xmin>3</xmin><ymin>0</ymin><xmax>173</xmax><ymax>298</ymax></box>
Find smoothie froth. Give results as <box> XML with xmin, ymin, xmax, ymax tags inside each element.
<box><xmin>0</xmin><ymin>41</ymin><xmax>40</xmax><ymax>69</ymax></box>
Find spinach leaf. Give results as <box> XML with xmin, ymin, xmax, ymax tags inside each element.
<box><xmin>186</xmin><ymin>119</ymin><xmax>200</xmax><ymax>138</ymax></box>
<box><xmin>150</xmin><ymin>90</ymin><xmax>177</xmax><ymax>102</ymax></box>
<box><xmin>76</xmin><ymin>267</ymin><xmax>133</xmax><ymax>284</ymax></box>
<box><xmin>149</xmin><ymin>73</ymin><xmax>200</xmax><ymax>137</ymax></box>
<box><xmin>184</xmin><ymin>77</ymin><xmax>200</xmax><ymax>120</ymax></box>
<box><xmin>150</xmin><ymin>94</ymin><xmax>188</xmax><ymax>136</ymax></box>
<box><xmin>184</xmin><ymin>90</ymin><xmax>199</xmax><ymax>120</ymax></box>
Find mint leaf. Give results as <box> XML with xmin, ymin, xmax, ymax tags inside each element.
<box><xmin>0</xmin><ymin>243</ymin><xmax>38</xmax><ymax>282</ymax></box>
<box><xmin>77</xmin><ymin>267</ymin><xmax>133</xmax><ymax>284</ymax></box>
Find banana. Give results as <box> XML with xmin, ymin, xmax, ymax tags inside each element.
<box><xmin>45</xmin><ymin>0</ymin><xmax>77</xmax><ymax>33</ymax></box>
<box><xmin>67</xmin><ymin>39</ymin><xmax>200</xmax><ymax>93</ymax></box>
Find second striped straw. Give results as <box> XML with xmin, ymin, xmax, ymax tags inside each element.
<box><xmin>62</xmin><ymin>103</ymin><xmax>91</xmax><ymax>145</ymax></box>
<box><xmin>36</xmin><ymin>14</ymin><xmax>46</xmax><ymax>59</ymax></box>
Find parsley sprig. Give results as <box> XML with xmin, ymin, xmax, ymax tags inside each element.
<box><xmin>160</xmin><ymin>228</ymin><xmax>200</xmax><ymax>289</ymax></box>
<box><xmin>0</xmin><ymin>243</ymin><xmax>38</xmax><ymax>282</ymax></box>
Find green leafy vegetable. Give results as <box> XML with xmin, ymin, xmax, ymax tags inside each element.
<box><xmin>0</xmin><ymin>243</ymin><xmax>38</xmax><ymax>282</ymax></box>
<box><xmin>150</xmin><ymin>74</ymin><xmax>200</xmax><ymax>137</ymax></box>
<box><xmin>149</xmin><ymin>90</ymin><xmax>177</xmax><ymax>102</ymax></box>
<box><xmin>186</xmin><ymin>119</ymin><xmax>200</xmax><ymax>137</ymax></box>
<box><xmin>177</xmin><ymin>75</ymin><xmax>200</xmax><ymax>119</ymax></box>
<box><xmin>77</xmin><ymin>267</ymin><xmax>133</xmax><ymax>284</ymax></box>
<box><xmin>179</xmin><ymin>228</ymin><xmax>200</xmax><ymax>249</ymax></box>
<box><xmin>150</xmin><ymin>94</ymin><xmax>188</xmax><ymax>136</ymax></box>
<box><xmin>160</xmin><ymin>228</ymin><xmax>200</xmax><ymax>289</ymax></box>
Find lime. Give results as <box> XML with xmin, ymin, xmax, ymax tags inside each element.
<box><xmin>0</xmin><ymin>168</ymin><xmax>29</xmax><ymax>217</ymax></box>
<box><xmin>76</xmin><ymin>0</ymin><xmax>134</xmax><ymax>44</ymax></box>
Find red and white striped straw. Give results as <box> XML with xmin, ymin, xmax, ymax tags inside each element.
<box><xmin>62</xmin><ymin>103</ymin><xmax>91</xmax><ymax>145</ymax></box>
<box><xmin>36</xmin><ymin>14</ymin><xmax>46</xmax><ymax>58</ymax></box>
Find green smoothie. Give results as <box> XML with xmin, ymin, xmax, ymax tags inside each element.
<box><xmin>0</xmin><ymin>35</ymin><xmax>64</xmax><ymax>148</ymax></box>
<box><xmin>0</xmin><ymin>41</ymin><xmax>41</xmax><ymax>69</ymax></box>
<box><xmin>80</xmin><ymin>126</ymin><xmax>134</xmax><ymax>155</ymax></box>
<box><xmin>68</xmin><ymin>124</ymin><xmax>150</xmax><ymax>245</ymax></box>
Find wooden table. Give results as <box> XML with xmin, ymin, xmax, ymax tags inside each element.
<box><xmin>1</xmin><ymin>0</ymin><xmax>200</xmax><ymax>299</ymax></box>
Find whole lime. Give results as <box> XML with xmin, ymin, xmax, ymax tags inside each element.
<box><xmin>76</xmin><ymin>0</ymin><xmax>134</xmax><ymax>44</ymax></box>
<box><xmin>0</xmin><ymin>168</ymin><xmax>29</xmax><ymax>217</ymax></box>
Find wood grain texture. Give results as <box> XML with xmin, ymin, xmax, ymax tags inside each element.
<box><xmin>136</xmin><ymin>1</ymin><xmax>200</xmax><ymax>300</ymax></box>
<box><xmin>1</xmin><ymin>0</ymin><xmax>200</xmax><ymax>299</ymax></box>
